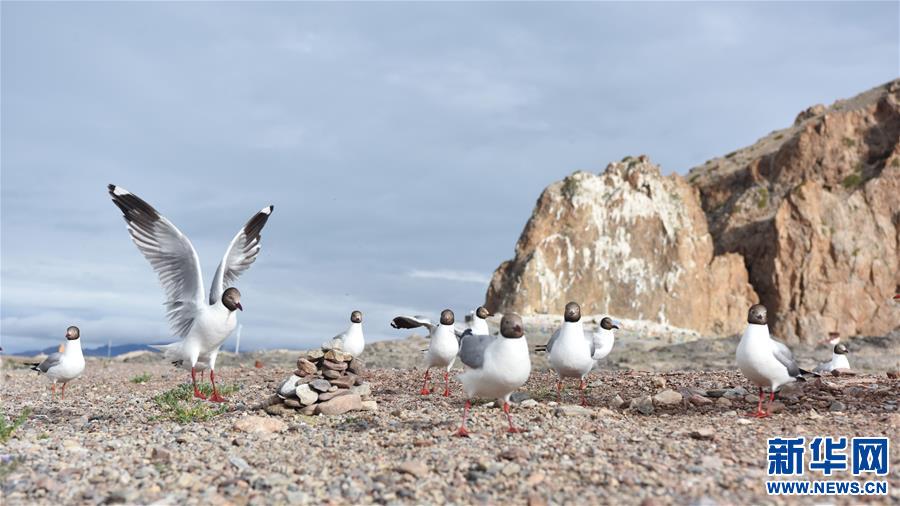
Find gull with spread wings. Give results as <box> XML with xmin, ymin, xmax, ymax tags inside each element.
<box><xmin>108</xmin><ymin>184</ymin><xmax>273</xmax><ymax>402</ymax></box>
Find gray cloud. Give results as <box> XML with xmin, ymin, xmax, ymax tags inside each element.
<box><xmin>2</xmin><ymin>2</ymin><xmax>897</xmax><ymax>353</ymax></box>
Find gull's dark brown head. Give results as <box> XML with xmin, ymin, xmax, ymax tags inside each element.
<box><xmin>599</xmin><ymin>317</ymin><xmax>619</xmax><ymax>331</ymax></box>
<box><xmin>500</xmin><ymin>313</ymin><xmax>524</xmax><ymax>339</ymax></box>
<box><xmin>65</xmin><ymin>326</ymin><xmax>80</xmax><ymax>341</ymax></box>
<box><xmin>223</xmin><ymin>287</ymin><xmax>243</xmax><ymax>312</ymax></box>
<box><xmin>747</xmin><ymin>304</ymin><xmax>767</xmax><ymax>325</ymax></box>
<box><xmin>350</xmin><ymin>310</ymin><xmax>362</xmax><ymax>324</ymax></box>
<box><xmin>564</xmin><ymin>302</ymin><xmax>581</xmax><ymax>323</ymax></box>
<box><xmin>834</xmin><ymin>343</ymin><xmax>849</xmax><ymax>355</ymax></box>
<box><xmin>475</xmin><ymin>306</ymin><xmax>492</xmax><ymax>319</ymax></box>
<box><xmin>440</xmin><ymin>309</ymin><xmax>455</xmax><ymax>326</ymax></box>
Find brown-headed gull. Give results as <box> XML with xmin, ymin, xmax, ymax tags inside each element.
<box><xmin>29</xmin><ymin>326</ymin><xmax>85</xmax><ymax>400</ymax></box>
<box><xmin>109</xmin><ymin>184</ymin><xmax>273</xmax><ymax>402</ymax></box>
<box><xmin>813</xmin><ymin>343</ymin><xmax>850</xmax><ymax>373</ymax></box>
<box><xmin>736</xmin><ymin>304</ymin><xmax>813</xmax><ymax>418</ymax></box>
<box><xmin>391</xmin><ymin>310</ymin><xmax>460</xmax><ymax>396</ymax></box>
<box><xmin>535</xmin><ymin>302</ymin><xmax>619</xmax><ymax>406</ymax></box>
<box><xmin>327</xmin><ymin>310</ymin><xmax>365</xmax><ymax>357</ymax></box>
<box><xmin>454</xmin><ymin>313</ymin><xmax>531</xmax><ymax>436</ymax></box>
<box><xmin>465</xmin><ymin>306</ymin><xmax>492</xmax><ymax>335</ymax></box>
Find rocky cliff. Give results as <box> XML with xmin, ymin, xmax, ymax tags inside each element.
<box><xmin>486</xmin><ymin>80</ymin><xmax>900</xmax><ymax>342</ymax></box>
<box><xmin>688</xmin><ymin>79</ymin><xmax>900</xmax><ymax>342</ymax></box>
<box><xmin>484</xmin><ymin>156</ymin><xmax>758</xmax><ymax>335</ymax></box>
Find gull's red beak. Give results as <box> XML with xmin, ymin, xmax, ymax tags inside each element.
<box><xmin>894</xmin><ymin>294</ymin><xmax>900</xmax><ymax>300</ymax></box>
<box><xmin>236</xmin><ymin>302</ymin><xmax>243</xmax><ymax>311</ymax></box>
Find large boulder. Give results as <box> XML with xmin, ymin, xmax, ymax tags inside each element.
<box><xmin>688</xmin><ymin>79</ymin><xmax>900</xmax><ymax>342</ymax></box>
<box><xmin>485</xmin><ymin>156</ymin><xmax>758</xmax><ymax>335</ymax></box>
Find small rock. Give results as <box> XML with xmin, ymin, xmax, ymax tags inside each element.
<box><xmin>769</xmin><ymin>401</ymin><xmax>786</xmax><ymax>414</ymax></box>
<box><xmin>233</xmin><ymin>416</ymin><xmax>287</xmax><ymax>434</ymax></box>
<box><xmin>330</xmin><ymin>375</ymin><xmax>357</xmax><ymax>389</ymax></box>
<box><xmin>307</xmin><ymin>349</ymin><xmax>325</xmax><ymax>361</ymax></box>
<box><xmin>510</xmin><ymin>392</ymin><xmax>531</xmax><ymax>403</ymax></box>
<box><xmin>351</xmin><ymin>383</ymin><xmax>372</xmax><ymax>398</ymax></box>
<box><xmin>526</xmin><ymin>472</ymin><xmax>545</xmax><ymax>486</ymax></box>
<box><xmin>361</xmin><ymin>400</ymin><xmax>378</xmax><ymax>411</ymax></box>
<box><xmin>323</xmin><ymin>369</ymin><xmax>342</xmax><ymax>379</ymax></box>
<box><xmin>284</xmin><ymin>398</ymin><xmax>302</xmax><ymax>409</ymax></box>
<box><xmin>706</xmin><ymin>389</ymin><xmax>727</xmax><ymax>398</ymax></box>
<box><xmin>300</xmin><ymin>404</ymin><xmax>317</xmax><ymax>416</ymax></box>
<box><xmin>347</xmin><ymin>358</ymin><xmax>365</xmax><ymax>374</ymax></box>
<box><xmin>278</xmin><ymin>375</ymin><xmax>302</xmax><ymax>397</ymax></box>
<box><xmin>254</xmin><ymin>360</ymin><xmax>264</xmax><ymax>369</ymax></box>
<box><xmin>689</xmin><ymin>394</ymin><xmax>712</xmax><ymax>406</ymax></box>
<box><xmin>229</xmin><ymin>456</ymin><xmax>251</xmax><ymax>472</ymax></box>
<box><xmin>520</xmin><ymin>399</ymin><xmax>539</xmax><ymax>408</ymax></box>
<box><xmin>689</xmin><ymin>427</ymin><xmax>716</xmax><ymax>440</ymax></box>
<box><xmin>653</xmin><ymin>389</ymin><xmax>682</xmax><ymax>406</ymax></box>
<box><xmin>651</xmin><ymin>376</ymin><xmax>667</xmax><ymax>388</ymax></box>
<box><xmin>499</xmin><ymin>448</ymin><xmax>529</xmax><ymax>461</ymax></box>
<box><xmin>736</xmin><ymin>418</ymin><xmax>753</xmax><ymax>425</ymax></box>
<box><xmin>323</xmin><ymin>359</ymin><xmax>348</xmax><ymax>371</ymax></box>
<box><xmin>829</xmin><ymin>401</ymin><xmax>846</xmax><ymax>412</ymax></box>
<box><xmin>150</xmin><ymin>447</ymin><xmax>171</xmax><ymax>463</ymax></box>
<box><xmin>630</xmin><ymin>396</ymin><xmax>655</xmax><ymax>415</ymax></box>
<box><xmin>318</xmin><ymin>390</ymin><xmax>351</xmax><ymax>402</ymax></box>
<box><xmin>501</xmin><ymin>463</ymin><xmax>521</xmax><ymax>476</ymax></box>
<box><xmin>309</xmin><ymin>379</ymin><xmax>331</xmax><ymax>393</ymax></box>
<box><xmin>325</xmin><ymin>349</ymin><xmax>353</xmax><ymax>362</ymax></box>
<box><xmin>608</xmin><ymin>395</ymin><xmax>625</xmax><ymax>409</ymax></box>
<box><xmin>295</xmin><ymin>384</ymin><xmax>319</xmax><ymax>406</ymax></box>
<box><xmin>316</xmin><ymin>394</ymin><xmax>362</xmax><ymax>415</ymax></box>
<box><xmin>296</xmin><ymin>358</ymin><xmax>317</xmax><ymax>376</ymax></box>
<box><xmin>264</xmin><ymin>403</ymin><xmax>293</xmax><ymax>416</ymax></box>
<box><xmin>395</xmin><ymin>460</ymin><xmax>428</xmax><ymax>478</ymax></box>
<box><xmin>886</xmin><ymin>371</ymin><xmax>899</xmax><ymax>379</ymax></box>
<box><xmin>555</xmin><ymin>405</ymin><xmax>592</xmax><ymax>417</ymax></box>
<box><xmin>716</xmin><ymin>397</ymin><xmax>732</xmax><ymax>408</ymax></box>
<box><xmin>528</xmin><ymin>493</ymin><xmax>548</xmax><ymax>506</ymax></box>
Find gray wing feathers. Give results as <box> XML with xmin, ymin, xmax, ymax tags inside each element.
<box><xmin>209</xmin><ymin>206</ymin><xmax>273</xmax><ymax>304</ymax></box>
<box><xmin>544</xmin><ymin>328</ymin><xmax>561</xmax><ymax>354</ymax></box>
<box><xmin>458</xmin><ymin>334</ymin><xmax>495</xmax><ymax>369</ymax></box>
<box><xmin>38</xmin><ymin>352</ymin><xmax>63</xmax><ymax>373</ymax></box>
<box><xmin>771</xmin><ymin>339</ymin><xmax>801</xmax><ymax>377</ymax></box>
<box><xmin>109</xmin><ymin>185</ymin><xmax>204</xmax><ymax>338</ymax></box>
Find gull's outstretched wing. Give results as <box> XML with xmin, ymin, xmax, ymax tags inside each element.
<box><xmin>109</xmin><ymin>184</ymin><xmax>204</xmax><ymax>338</ymax></box>
<box><xmin>209</xmin><ymin>205</ymin><xmax>274</xmax><ymax>304</ymax></box>
<box><xmin>391</xmin><ymin>315</ymin><xmax>435</xmax><ymax>333</ymax></box>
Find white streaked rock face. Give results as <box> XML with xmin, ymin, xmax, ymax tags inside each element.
<box><xmin>486</xmin><ymin>155</ymin><xmax>757</xmax><ymax>335</ymax></box>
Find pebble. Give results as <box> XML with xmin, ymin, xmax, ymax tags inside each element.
<box><xmin>229</xmin><ymin>456</ymin><xmax>251</xmax><ymax>472</ymax></box>
<box><xmin>689</xmin><ymin>394</ymin><xmax>712</xmax><ymax>406</ymax></box>
<box><xmin>689</xmin><ymin>427</ymin><xmax>716</xmax><ymax>440</ymax></box>
<box><xmin>630</xmin><ymin>396</ymin><xmax>655</xmax><ymax>415</ymax></box>
<box><xmin>309</xmin><ymin>379</ymin><xmax>332</xmax><ymax>393</ymax></box>
<box><xmin>296</xmin><ymin>358</ymin><xmax>318</xmax><ymax>376</ymax></box>
<box><xmin>330</xmin><ymin>375</ymin><xmax>356</xmax><ymax>389</ymax></box>
<box><xmin>278</xmin><ymin>376</ymin><xmax>302</xmax><ymax>397</ymax></box>
<box><xmin>554</xmin><ymin>405</ymin><xmax>592</xmax><ymax>417</ymax></box>
<box><xmin>316</xmin><ymin>394</ymin><xmax>362</xmax><ymax>416</ymax></box>
<box><xmin>233</xmin><ymin>416</ymin><xmax>287</xmax><ymax>434</ymax></box>
<box><xmin>609</xmin><ymin>395</ymin><xmax>625</xmax><ymax>409</ymax></box>
<box><xmin>499</xmin><ymin>448</ymin><xmax>530</xmax><ymax>461</ymax></box>
<box><xmin>323</xmin><ymin>359</ymin><xmax>348</xmax><ymax>371</ymax></box>
<box><xmin>651</xmin><ymin>376</ymin><xmax>667</xmax><ymax>388</ymax></box>
<box><xmin>323</xmin><ymin>369</ymin><xmax>342</xmax><ymax>379</ymax></box>
<box><xmin>716</xmin><ymin>397</ymin><xmax>732</xmax><ymax>408</ymax></box>
<box><xmin>829</xmin><ymin>401</ymin><xmax>846</xmax><ymax>412</ymax></box>
<box><xmin>150</xmin><ymin>447</ymin><xmax>171</xmax><ymax>463</ymax></box>
<box><xmin>296</xmin><ymin>384</ymin><xmax>319</xmax><ymax>406</ymax></box>
<box><xmin>361</xmin><ymin>400</ymin><xmax>378</xmax><ymax>411</ymax></box>
<box><xmin>520</xmin><ymin>399</ymin><xmax>539</xmax><ymax>408</ymax></box>
<box><xmin>653</xmin><ymin>390</ymin><xmax>682</xmax><ymax>406</ymax></box>
<box><xmin>395</xmin><ymin>460</ymin><xmax>428</xmax><ymax>478</ymax></box>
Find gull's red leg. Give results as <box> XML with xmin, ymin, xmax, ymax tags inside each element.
<box><xmin>579</xmin><ymin>378</ymin><xmax>588</xmax><ymax>407</ymax></box>
<box><xmin>61</xmin><ymin>382</ymin><xmax>67</xmax><ymax>400</ymax></box>
<box><xmin>556</xmin><ymin>379</ymin><xmax>564</xmax><ymax>402</ymax></box>
<box><xmin>744</xmin><ymin>387</ymin><xmax>768</xmax><ymax>418</ymax></box>
<box><xmin>503</xmin><ymin>402</ymin><xmax>525</xmax><ymax>433</ymax></box>
<box><xmin>208</xmin><ymin>370</ymin><xmax>226</xmax><ymax>403</ymax></box>
<box><xmin>51</xmin><ymin>383</ymin><xmax>56</xmax><ymax>401</ymax></box>
<box><xmin>191</xmin><ymin>367</ymin><xmax>207</xmax><ymax>400</ymax></box>
<box><xmin>764</xmin><ymin>390</ymin><xmax>775</xmax><ymax>415</ymax></box>
<box><xmin>420</xmin><ymin>369</ymin><xmax>431</xmax><ymax>395</ymax></box>
<box><xmin>442</xmin><ymin>371</ymin><xmax>451</xmax><ymax>397</ymax></box>
<box><xmin>454</xmin><ymin>400</ymin><xmax>471</xmax><ymax>437</ymax></box>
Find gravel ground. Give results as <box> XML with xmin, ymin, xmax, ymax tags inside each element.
<box><xmin>1</xmin><ymin>354</ymin><xmax>898</xmax><ymax>505</ymax></box>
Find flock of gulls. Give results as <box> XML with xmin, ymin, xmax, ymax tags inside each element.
<box><xmin>28</xmin><ymin>186</ymin><xmax>893</xmax><ymax>434</ymax></box>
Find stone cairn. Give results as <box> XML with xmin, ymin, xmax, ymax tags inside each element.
<box><xmin>269</xmin><ymin>344</ymin><xmax>376</xmax><ymax>416</ymax></box>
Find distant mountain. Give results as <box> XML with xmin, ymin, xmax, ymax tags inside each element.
<box><xmin>16</xmin><ymin>343</ymin><xmax>160</xmax><ymax>357</ymax></box>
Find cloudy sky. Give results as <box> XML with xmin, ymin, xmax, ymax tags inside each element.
<box><xmin>2</xmin><ymin>2</ymin><xmax>897</xmax><ymax>353</ymax></box>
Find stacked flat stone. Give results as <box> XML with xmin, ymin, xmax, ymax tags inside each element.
<box><xmin>271</xmin><ymin>344</ymin><xmax>376</xmax><ymax>416</ymax></box>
